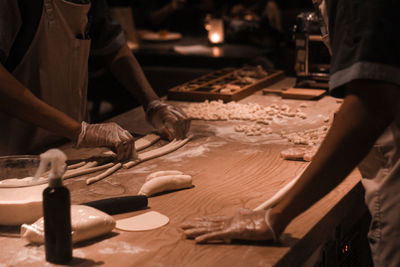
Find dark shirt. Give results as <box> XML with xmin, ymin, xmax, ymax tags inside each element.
<box><xmin>0</xmin><ymin>0</ymin><xmax>124</xmax><ymax>72</ymax></box>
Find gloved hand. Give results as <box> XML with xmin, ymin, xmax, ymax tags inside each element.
<box><xmin>145</xmin><ymin>100</ymin><xmax>191</xmax><ymax>140</ymax></box>
<box><xmin>76</xmin><ymin>121</ymin><xmax>136</xmax><ymax>161</ymax></box>
<box><xmin>180</xmin><ymin>208</ymin><xmax>278</xmax><ymax>244</ymax></box>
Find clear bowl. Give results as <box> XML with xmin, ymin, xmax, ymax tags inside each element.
<box><xmin>0</xmin><ymin>155</ymin><xmax>40</xmax><ymax>180</ymax></box>
<box><xmin>0</xmin><ymin>156</ymin><xmax>45</xmax><ymax>225</ymax></box>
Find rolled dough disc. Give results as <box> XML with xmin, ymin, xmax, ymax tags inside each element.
<box><xmin>116</xmin><ymin>211</ymin><xmax>169</xmax><ymax>231</ymax></box>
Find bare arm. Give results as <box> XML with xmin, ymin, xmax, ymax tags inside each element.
<box><xmin>150</xmin><ymin>0</ymin><xmax>186</xmax><ymax>27</ymax></box>
<box><xmin>103</xmin><ymin>43</ymin><xmax>191</xmax><ymax>140</ymax></box>
<box><xmin>0</xmin><ymin>64</ymin><xmax>81</xmax><ymax>141</ymax></box>
<box><xmin>0</xmin><ymin>64</ymin><xmax>135</xmax><ymax>160</ymax></box>
<box><xmin>270</xmin><ymin>79</ymin><xmax>400</xmax><ymax>235</ymax></box>
<box><xmin>105</xmin><ymin>44</ymin><xmax>159</xmax><ymax>110</ymax></box>
<box><xmin>181</xmin><ymin>79</ymin><xmax>400</xmax><ymax>243</ymax></box>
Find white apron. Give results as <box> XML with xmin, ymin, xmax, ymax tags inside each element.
<box><xmin>0</xmin><ymin>0</ymin><xmax>91</xmax><ymax>155</ymax></box>
<box><xmin>358</xmin><ymin>118</ymin><xmax>400</xmax><ymax>266</ymax></box>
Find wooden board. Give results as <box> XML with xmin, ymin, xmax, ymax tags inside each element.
<box><xmin>282</xmin><ymin>88</ymin><xmax>326</xmax><ymax>100</ymax></box>
<box><xmin>262</xmin><ymin>87</ymin><xmax>326</xmax><ymax>100</ymax></box>
<box><xmin>168</xmin><ymin>67</ymin><xmax>284</xmax><ymax>102</ymax></box>
<box><xmin>262</xmin><ymin>88</ymin><xmax>327</xmax><ymax>100</ymax></box>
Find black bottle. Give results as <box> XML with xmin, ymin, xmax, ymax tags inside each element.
<box><xmin>43</xmin><ymin>175</ymin><xmax>72</xmax><ymax>264</ymax></box>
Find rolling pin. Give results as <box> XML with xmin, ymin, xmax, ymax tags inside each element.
<box><xmin>81</xmin><ymin>195</ymin><xmax>148</xmax><ymax>215</ymax></box>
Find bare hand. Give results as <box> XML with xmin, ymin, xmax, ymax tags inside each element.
<box><xmin>181</xmin><ymin>208</ymin><xmax>275</xmax><ymax>244</ymax></box>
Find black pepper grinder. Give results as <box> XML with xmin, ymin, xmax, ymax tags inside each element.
<box><xmin>39</xmin><ymin>149</ymin><xmax>72</xmax><ymax>264</ymax></box>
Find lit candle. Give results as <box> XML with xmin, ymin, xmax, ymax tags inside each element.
<box><xmin>210</xmin><ymin>33</ymin><xmax>221</xmax><ymax>43</ymax></box>
<box><xmin>208</xmin><ymin>19</ymin><xmax>224</xmax><ymax>45</ymax></box>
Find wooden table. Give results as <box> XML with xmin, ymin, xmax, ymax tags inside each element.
<box><xmin>0</xmin><ymin>78</ymin><xmax>367</xmax><ymax>267</ymax></box>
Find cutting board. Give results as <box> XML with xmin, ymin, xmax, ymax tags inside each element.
<box><xmin>263</xmin><ymin>87</ymin><xmax>326</xmax><ymax>100</ymax></box>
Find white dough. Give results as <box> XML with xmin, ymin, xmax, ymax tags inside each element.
<box><xmin>86</xmin><ymin>163</ymin><xmax>122</xmax><ymax>185</ymax></box>
<box><xmin>116</xmin><ymin>211</ymin><xmax>169</xmax><ymax>231</ymax></box>
<box><xmin>138</xmin><ymin>174</ymin><xmax>192</xmax><ymax>197</ymax></box>
<box><xmin>0</xmin><ymin>176</ymin><xmax>47</xmax><ymax>188</ymax></box>
<box><xmin>123</xmin><ymin>137</ymin><xmax>191</xmax><ymax>169</ymax></box>
<box><xmin>280</xmin><ymin>147</ymin><xmax>306</xmax><ymax>160</ymax></box>
<box><xmin>0</xmin><ymin>183</ymin><xmax>47</xmax><ymax>225</ymax></box>
<box><xmin>146</xmin><ymin>170</ymin><xmax>183</xmax><ymax>182</ymax></box>
<box><xmin>21</xmin><ymin>205</ymin><xmax>116</xmax><ymax>244</ymax></box>
<box><xmin>182</xmin><ymin>100</ymin><xmax>309</xmax><ymax>124</ymax></box>
<box><xmin>135</xmin><ymin>134</ymin><xmax>161</xmax><ymax>151</ymax></box>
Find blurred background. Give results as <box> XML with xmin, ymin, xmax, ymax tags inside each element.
<box><xmin>88</xmin><ymin>0</ymin><xmax>327</xmax><ymax>122</ymax></box>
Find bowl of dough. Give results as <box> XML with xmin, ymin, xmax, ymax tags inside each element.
<box><xmin>0</xmin><ymin>155</ymin><xmax>47</xmax><ymax>226</ymax></box>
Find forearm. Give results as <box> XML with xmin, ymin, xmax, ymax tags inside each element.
<box><xmin>150</xmin><ymin>4</ymin><xmax>174</xmax><ymax>26</ymax></box>
<box><xmin>0</xmin><ymin>65</ymin><xmax>81</xmax><ymax>141</ymax></box>
<box><xmin>108</xmin><ymin>44</ymin><xmax>159</xmax><ymax>110</ymax></box>
<box><xmin>270</xmin><ymin>80</ymin><xmax>400</xmax><ymax>235</ymax></box>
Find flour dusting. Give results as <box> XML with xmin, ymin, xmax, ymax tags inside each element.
<box><xmin>98</xmin><ymin>241</ymin><xmax>148</xmax><ymax>255</ymax></box>
<box><xmin>163</xmin><ymin>141</ymin><xmax>227</xmax><ymax>162</ymax></box>
<box><xmin>73</xmin><ymin>249</ymin><xmax>86</xmax><ymax>258</ymax></box>
<box><xmin>5</xmin><ymin>245</ymin><xmax>45</xmax><ymax>265</ymax></box>
<box><xmin>116</xmin><ymin>164</ymin><xmax>159</xmax><ymax>175</ymax></box>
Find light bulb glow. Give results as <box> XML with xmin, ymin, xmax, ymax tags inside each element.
<box><xmin>210</xmin><ymin>33</ymin><xmax>221</xmax><ymax>43</ymax></box>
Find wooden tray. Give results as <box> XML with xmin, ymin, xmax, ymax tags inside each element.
<box><xmin>167</xmin><ymin>67</ymin><xmax>284</xmax><ymax>102</ymax></box>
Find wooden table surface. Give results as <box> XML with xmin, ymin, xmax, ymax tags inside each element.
<box><xmin>0</xmin><ymin>78</ymin><xmax>365</xmax><ymax>267</ymax></box>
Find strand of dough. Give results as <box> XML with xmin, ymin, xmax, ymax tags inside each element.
<box><xmin>67</xmin><ymin>161</ymin><xmax>86</xmax><ymax>169</ymax></box>
<box><xmin>0</xmin><ymin>134</ymin><xmax>162</xmax><ymax>188</ymax></box>
<box><xmin>0</xmin><ymin>161</ymin><xmax>101</xmax><ymax>188</ymax></box>
<box><xmin>253</xmin><ymin>173</ymin><xmax>302</xmax><ymax>211</ymax></box>
<box><xmin>102</xmin><ymin>133</ymin><xmax>161</xmax><ymax>158</ymax></box>
<box><xmin>72</xmin><ymin>161</ymin><xmax>98</xmax><ymax>170</ymax></box>
<box><xmin>86</xmin><ymin>163</ymin><xmax>122</xmax><ymax>185</ymax></box>
<box><xmin>83</xmin><ymin>134</ymin><xmax>161</xmax><ymax>185</ymax></box>
<box><xmin>63</xmin><ymin>162</ymin><xmax>115</xmax><ymax>179</ymax></box>
<box><xmin>135</xmin><ymin>133</ymin><xmax>161</xmax><ymax>151</ymax></box>
<box><xmin>123</xmin><ymin>136</ymin><xmax>192</xmax><ymax>169</ymax></box>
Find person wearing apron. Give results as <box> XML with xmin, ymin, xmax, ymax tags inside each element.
<box><xmin>181</xmin><ymin>1</ymin><xmax>400</xmax><ymax>265</ymax></box>
<box><xmin>0</xmin><ymin>0</ymin><xmax>190</xmax><ymax>160</ymax></box>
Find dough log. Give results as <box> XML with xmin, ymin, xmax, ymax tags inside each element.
<box><xmin>146</xmin><ymin>170</ymin><xmax>183</xmax><ymax>182</ymax></box>
<box><xmin>21</xmin><ymin>205</ymin><xmax>115</xmax><ymax>244</ymax></box>
<box><xmin>138</xmin><ymin>174</ymin><xmax>192</xmax><ymax>197</ymax></box>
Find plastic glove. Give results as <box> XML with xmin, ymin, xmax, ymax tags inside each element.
<box><xmin>180</xmin><ymin>208</ymin><xmax>278</xmax><ymax>244</ymax></box>
<box><xmin>146</xmin><ymin>100</ymin><xmax>191</xmax><ymax>140</ymax></box>
<box><xmin>76</xmin><ymin>121</ymin><xmax>136</xmax><ymax>161</ymax></box>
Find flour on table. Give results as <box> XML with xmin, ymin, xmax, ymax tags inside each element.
<box><xmin>116</xmin><ymin>211</ymin><xmax>169</xmax><ymax>231</ymax></box>
<box><xmin>98</xmin><ymin>241</ymin><xmax>149</xmax><ymax>255</ymax></box>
